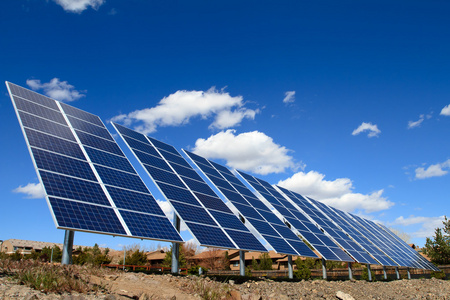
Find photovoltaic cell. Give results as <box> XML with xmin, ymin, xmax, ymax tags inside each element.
<box><xmin>184</xmin><ymin>150</ymin><xmax>317</xmax><ymax>257</ymax></box>
<box><xmin>113</xmin><ymin>123</ymin><xmax>266</xmax><ymax>252</ymax></box>
<box><xmin>7</xmin><ymin>82</ymin><xmax>182</xmax><ymax>243</ymax></box>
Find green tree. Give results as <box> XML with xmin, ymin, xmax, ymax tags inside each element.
<box><xmin>250</xmin><ymin>253</ymin><xmax>273</xmax><ymax>270</ymax></box>
<box><xmin>162</xmin><ymin>245</ymin><xmax>187</xmax><ymax>268</ymax></box>
<box><xmin>294</xmin><ymin>257</ymin><xmax>311</xmax><ymax>280</ymax></box>
<box><xmin>423</xmin><ymin>216</ymin><xmax>450</xmax><ymax>265</ymax></box>
<box><xmin>120</xmin><ymin>248</ymin><xmax>148</xmax><ymax>266</ymax></box>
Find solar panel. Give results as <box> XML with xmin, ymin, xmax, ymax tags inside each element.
<box><xmin>376</xmin><ymin>224</ymin><xmax>439</xmax><ymax>271</ymax></box>
<box><xmin>184</xmin><ymin>151</ymin><xmax>317</xmax><ymax>257</ymax></box>
<box><xmin>113</xmin><ymin>123</ymin><xmax>267</xmax><ymax>252</ymax></box>
<box><xmin>237</xmin><ymin>172</ymin><xmax>354</xmax><ymax>262</ymax></box>
<box><xmin>308</xmin><ymin>198</ymin><xmax>396</xmax><ymax>266</ymax></box>
<box><xmin>352</xmin><ymin>214</ymin><xmax>439</xmax><ymax>271</ymax></box>
<box><xmin>7</xmin><ymin>82</ymin><xmax>183</xmax><ymax>243</ymax></box>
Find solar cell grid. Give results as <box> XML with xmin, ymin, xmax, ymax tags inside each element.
<box><xmin>185</xmin><ymin>150</ymin><xmax>316</xmax><ymax>257</ymax></box>
<box><xmin>238</xmin><ymin>177</ymin><xmax>353</xmax><ymax>262</ymax></box>
<box><xmin>8</xmin><ymin>82</ymin><xmax>183</xmax><ymax>243</ymax></box>
<box><xmin>113</xmin><ymin>123</ymin><xmax>266</xmax><ymax>251</ymax></box>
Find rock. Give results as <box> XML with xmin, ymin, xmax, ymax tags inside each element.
<box><xmin>229</xmin><ymin>290</ymin><xmax>242</xmax><ymax>300</ymax></box>
<box><xmin>229</xmin><ymin>280</ymin><xmax>235</xmax><ymax>286</ymax></box>
<box><xmin>336</xmin><ymin>290</ymin><xmax>355</xmax><ymax>300</ymax></box>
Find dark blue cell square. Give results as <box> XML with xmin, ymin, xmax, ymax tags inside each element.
<box><xmin>209</xmin><ymin>210</ymin><xmax>248</xmax><ymax>231</ymax></box>
<box><xmin>14</xmin><ymin>96</ymin><xmax>66</xmax><ymax>125</ymax></box>
<box><xmin>157</xmin><ymin>182</ymin><xmax>200</xmax><ymax>206</ymax></box>
<box><xmin>49</xmin><ymin>197</ymin><xmax>126</xmax><ymax>235</ymax></box>
<box><xmin>148</xmin><ymin>137</ymin><xmax>180</xmax><ymax>156</ymax></box>
<box><xmin>9</xmin><ymin>83</ymin><xmax>59</xmax><ymax>109</ymax></box>
<box><xmin>257</xmin><ymin>209</ymin><xmax>285</xmax><ymax>226</ymax></box>
<box><xmin>85</xmin><ymin>146</ymin><xmax>135</xmax><ymax>173</ymax></box>
<box><xmin>232</xmin><ymin>203</ymin><xmax>264</xmax><ymax>221</ymax></box>
<box><xmin>19</xmin><ymin>111</ymin><xmax>76</xmax><ymax>141</ymax></box>
<box><xmin>262</xmin><ymin>235</ymin><xmax>297</xmax><ymax>256</ymax></box>
<box><xmin>171</xmin><ymin>164</ymin><xmax>203</xmax><ymax>182</ymax></box>
<box><xmin>271</xmin><ymin>224</ymin><xmax>301</xmax><ymax>241</ymax></box>
<box><xmin>313</xmin><ymin>245</ymin><xmax>341</xmax><ymax>261</ymax></box>
<box><xmin>185</xmin><ymin>222</ymin><xmax>235</xmax><ymax>249</ymax></box>
<box><xmin>135</xmin><ymin>150</ymin><xmax>171</xmax><ymax>171</ymax></box>
<box><xmin>182</xmin><ymin>177</ymin><xmax>216</xmax><ymax>196</ymax></box>
<box><xmin>160</xmin><ymin>151</ymin><xmax>191</xmax><ymax>168</ymax></box>
<box><xmin>41</xmin><ymin>171</ymin><xmax>110</xmax><ymax>206</ymax></box>
<box><xmin>26</xmin><ymin>129</ymin><xmax>84</xmax><ymax>159</ymax></box>
<box><xmin>114</xmin><ymin>123</ymin><xmax>149</xmax><ymax>144</ymax></box>
<box><xmin>146</xmin><ymin>165</ymin><xmax>185</xmax><ymax>187</ymax></box>
<box><xmin>287</xmin><ymin>240</ymin><xmax>318</xmax><ymax>258</ymax></box>
<box><xmin>225</xmin><ymin>229</ymin><xmax>267</xmax><ymax>252</ymax></box>
<box><xmin>194</xmin><ymin>192</ymin><xmax>231</xmax><ymax>213</ymax></box>
<box><xmin>124</xmin><ymin>136</ymin><xmax>160</xmax><ymax>157</ymax></box>
<box><xmin>219</xmin><ymin>189</ymin><xmax>249</xmax><ymax>205</ymax></box>
<box><xmin>68</xmin><ymin>116</ymin><xmax>113</xmax><ymax>141</ymax></box>
<box><xmin>76</xmin><ymin>131</ymin><xmax>123</xmax><ymax>156</ymax></box>
<box><xmin>170</xmin><ymin>201</ymin><xmax>217</xmax><ymax>226</ymax></box>
<box><xmin>95</xmin><ymin>165</ymin><xmax>149</xmax><ymax>193</ymax></box>
<box><xmin>60</xmin><ymin>103</ymin><xmax>104</xmax><ymax>127</ymax></box>
<box><xmin>120</xmin><ymin>210</ymin><xmax>183</xmax><ymax>242</ymax></box>
<box><xmin>249</xmin><ymin>219</ymin><xmax>280</xmax><ymax>237</ymax></box>
<box><xmin>184</xmin><ymin>150</ymin><xmax>211</xmax><ymax>167</ymax></box>
<box><xmin>106</xmin><ymin>186</ymin><xmax>165</xmax><ymax>215</ymax></box>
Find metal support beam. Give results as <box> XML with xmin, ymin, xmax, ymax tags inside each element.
<box><xmin>171</xmin><ymin>215</ymin><xmax>181</xmax><ymax>274</ymax></box>
<box><xmin>407</xmin><ymin>267</ymin><xmax>411</xmax><ymax>280</ymax></box>
<box><xmin>322</xmin><ymin>258</ymin><xmax>327</xmax><ymax>280</ymax></box>
<box><xmin>61</xmin><ymin>230</ymin><xmax>74</xmax><ymax>265</ymax></box>
<box><xmin>348</xmin><ymin>262</ymin><xmax>353</xmax><ymax>280</ymax></box>
<box><xmin>288</xmin><ymin>255</ymin><xmax>293</xmax><ymax>279</ymax></box>
<box><xmin>395</xmin><ymin>267</ymin><xmax>400</xmax><ymax>280</ymax></box>
<box><xmin>239</xmin><ymin>250</ymin><xmax>246</xmax><ymax>276</ymax></box>
<box><xmin>367</xmin><ymin>264</ymin><xmax>372</xmax><ymax>282</ymax></box>
<box><xmin>383</xmin><ymin>266</ymin><xmax>387</xmax><ymax>280</ymax></box>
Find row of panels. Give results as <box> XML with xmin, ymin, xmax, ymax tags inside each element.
<box><xmin>7</xmin><ymin>82</ymin><xmax>438</xmax><ymax>271</ymax></box>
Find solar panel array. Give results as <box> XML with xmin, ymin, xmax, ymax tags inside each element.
<box><xmin>238</xmin><ymin>171</ymin><xmax>368</xmax><ymax>264</ymax></box>
<box><xmin>308</xmin><ymin>197</ymin><xmax>395</xmax><ymax>266</ymax></box>
<box><xmin>113</xmin><ymin>123</ymin><xmax>267</xmax><ymax>251</ymax></box>
<box><xmin>8</xmin><ymin>82</ymin><xmax>437</xmax><ymax>272</ymax></box>
<box><xmin>377</xmin><ymin>224</ymin><xmax>439</xmax><ymax>271</ymax></box>
<box><xmin>184</xmin><ymin>151</ymin><xmax>318</xmax><ymax>257</ymax></box>
<box><xmin>7</xmin><ymin>82</ymin><xmax>183</xmax><ymax>243</ymax></box>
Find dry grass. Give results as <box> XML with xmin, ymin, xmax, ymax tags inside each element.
<box><xmin>0</xmin><ymin>258</ymin><xmax>118</xmax><ymax>294</ymax></box>
<box><xmin>187</xmin><ymin>276</ymin><xmax>231</xmax><ymax>300</ymax></box>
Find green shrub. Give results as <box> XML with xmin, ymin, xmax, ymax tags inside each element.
<box><xmin>360</xmin><ymin>267</ymin><xmax>375</xmax><ymax>281</ymax></box>
<box><xmin>430</xmin><ymin>270</ymin><xmax>446</xmax><ymax>280</ymax></box>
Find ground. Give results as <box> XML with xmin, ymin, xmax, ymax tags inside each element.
<box><xmin>1</xmin><ymin>271</ymin><xmax>449</xmax><ymax>300</ymax></box>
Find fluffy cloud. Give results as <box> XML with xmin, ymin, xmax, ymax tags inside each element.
<box><xmin>391</xmin><ymin>215</ymin><xmax>445</xmax><ymax>238</ymax></box>
<box><xmin>351</xmin><ymin>122</ymin><xmax>381</xmax><ymax>138</ymax></box>
<box><xmin>415</xmin><ymin>159</ymin><xmax>450</xmax><ymax>179</ymax></box>
<box><xmin>111</xmin><ymin>88</ymin><xmax>258</xmax><ymax>135</ymax></box>
<box><xmin>440</xmin><ymin>104</ymin><xmax>450</xmax><ymax>116</ymax></box>
<box><xmin>192</xmin><ymin>129</ymin><xmax>299</xmax><ymax>175</ymax></box>
<box><xmin>13</xmin><ymin>183</ymin><xmax>45</xmax><ymax>199</ymax></box>
<box><xmin>27</xmin><ymin>78</ymin><xmax>85</xmax><ymax>102</ymax></box>
<box><xmin>53</xmin><ymin>0</ymin><xmax>104</xmax><ymax>13</ymax></box>
<box><xmin>277</xmin><ymin>171</ymin><xmax>394</xmax><ymax>213</ymax></box>
<box><xmin>283</xmin><ymin>91</ymin><xmax>295</xmax><ymax>104</ymax></box>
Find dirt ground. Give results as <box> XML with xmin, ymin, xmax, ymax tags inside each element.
<box><xmin>1</xmin><ymin>271</ymin><xmax>450</xmax><ymax>300</ymax></box>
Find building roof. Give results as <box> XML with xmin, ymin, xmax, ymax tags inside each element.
<box><xmin>2</xmin><ymin>239</ymin><xmax>88</xmax><ymax>251</ymax></box>
<box><xmin>229</xmin><ymin>250</ymin><xmax>285</xmax><ymax>261</ymax></box>
<box><xmin>146</xmin><ymin>250</ymin><xmax>166</xmax><ymax>260</ymax></box>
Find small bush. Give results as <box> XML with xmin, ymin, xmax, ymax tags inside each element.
<box><xmin>360</xmin><ymin>267</ymin><xmax>375</xmax><ymax>281</ymax></box>
<box><xmin>430</xmin><ymin>270</ymin><xmax>446</xmax><ymax>280</ymax></box>
<box><xmin>294</xmin><ymin>265</ymin><xmax>311</xmax><ymax>280</ymax></box>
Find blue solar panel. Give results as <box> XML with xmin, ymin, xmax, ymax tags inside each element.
<box><xmin>49</xmin><ymin>197</ymin><xmax>126</xmax><ymax>234</ymax></box>
<box><xmin>113</xmin><ymin>124</ymin><xmax>266</xmax><ymax>251</ymax></box>
<box><xmin>14</xmin><ymin>96</ymin><xmax>67</xmax><ymax>124</ymax></box>
<box><xmin>8</xmin><ymin>82</ymin><xmax>182</xmax><ymax>243</ymax></box>
<box><xmin>185</xmin><ymin>150</ymin><xmax>316</xmax><ymax>257</ymax></box>
<box><xmin>25</xmin><ymin>128</ymin><xmax>85</xmax><ymax>159</ymax></box>
<box><xmin>32</xmin><ymin>148</ymin><xmax>96</xmax><ymax>181</ymax></box>
<box><xmin>19</xmin><ymin>111</ymin><xmax>76</xmax><ymax>141</ymax></box>
<box><xmin>225</xmin><ymin>229</ymin><xmax>268</xmax><ymax>252</ymax></box>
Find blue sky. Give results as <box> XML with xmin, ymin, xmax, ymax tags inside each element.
<box><xmin>1</xmin><ymin>0</ymin><xmax>449</xmax><ymax>251</ymax></box>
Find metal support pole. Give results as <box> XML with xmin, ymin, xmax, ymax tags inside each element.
<box><xmin>348</xmin><ymin>262</ymin><xmax>353</xmax><ymax>280</ymax></box>
<box><xmin>407</xmin><ymin>267</ymin><xmax>411</xmax><ymax>280</ymax></box>
<box><xmin>61</xmin><ymin>230</ymin><xmax>74</xmax><ymax>265</ymax></box>
<box><xmin>288</xmin><ymin>255</ymin><xmax>293</xmax><ymax>279</ymax></box>
<box><xmin>383</xmin><ymin>266</ymin><xmax>387</xmax><ymax>280</ymax></box>
<box><xmin>51</xmin><ymin>248</ymin><xmax>54</xmax><ymax>263</ymax></box>
<box><xmin>239</xmin><ymin>250</ymin><xmax>245</xmax><ymax>276</ymax></box>
<box><xmin>123</xmin><ymin>248</ymin><xmax>126</xmax><ymax>270</ymax></box>
<box><xmin>367</xmin><ymin>264</ymin><xmax>372</xmax><ymax>281</ymax></box>
<box><xmin>395</xmin><ymin>267</ymin><xmax>400</xmax><ymax>280</ymax></box>
<box><xmin>171</xmin><ymin>215</ymin><xmax>181</xmax><ymax>274</ymax></box>
<box><xmin>322</xmin><ymin>258</ymin><xmax>327</xmax><ymax>280</ymax></box>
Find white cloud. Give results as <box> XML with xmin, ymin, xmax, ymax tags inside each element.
<box><xmin>407</xmin><ymin>115</ymin><xmax>424</xmax><ymax>129</ymax></box>
<box><xmin>278</xmin><ymin>171</ymin><xmax>394</xmax><ymax>213</ymax></box>
<box><xmin>26</xmin><ymin>78</ymin><xmax>85</xmax><ymax>102</ymax></box>
<box><xmin>283</xmin><ymin>91</ymin><xmax>295</xmax><ymax>104</ymax></box>
<box><xmin>415</xmin><ymin>159</ymin><xmax>450</xmax><ymax>179</ymax></box>
<box><xmin>352</xmin><ymin>122</ymin><xmax>381</xmax><ymax>138</ymax></box>
<box><xmin>192</xmin><ymin>129</ymin><xmax>299</xmax><ymax>175</ymax></box>
<box><xmin>391</xmin><ymin>215</ymin><xmax>446</xmax><ymax>238</ymax></box>
<box><xmin>440</xmin><ymin>104</ymin><xmax>450</xmax><ymax>116</ymax></box>
<box><xmin>13</xmin><ymin>183</ymin><xmax>45</xmax><ymax>199</ymax></box>
<box><xmin>111</xmin><ymin>87</ymin><xmax>258</xmax><ymax>135</ymax></box>
<box><xmin>53</xmin><ymin>0</ymin><xmax>104</xmax><ymax>13</ymax></box>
